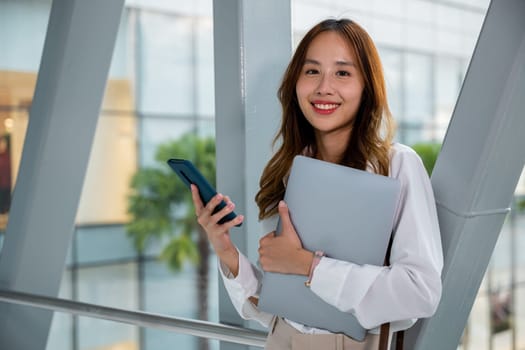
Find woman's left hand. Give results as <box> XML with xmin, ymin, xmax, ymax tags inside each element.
<box><xmin>258</xmin><ymin>200</ymin><xmax>313</xmax><ymax>275</ymax></box>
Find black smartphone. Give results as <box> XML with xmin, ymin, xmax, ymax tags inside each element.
<box><xmin>167</xmin><ymin>158</ymin><xmax>241</xmax><ymax>227</ymax></box>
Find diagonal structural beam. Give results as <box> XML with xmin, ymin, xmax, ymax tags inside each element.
<box><xmin>0</xmin><ymin>0</ymin><xmax>124</xmax><ymax>348</ymax></box>
<box><xmin>406</xmin><ymin>1</ymin><xmax>525</xmax><ymax>349</ymax></box>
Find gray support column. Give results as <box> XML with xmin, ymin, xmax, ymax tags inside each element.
<box><xmin>213</xmin><ymin>0</ymin><xmax>291</xmax><ymax>348</ymax></box>
<box><xmin>0</xmin><ymin>0</ymin><xmax>124</xmax><ymax>349</ymax></box>
<box><xmin>406</xmin><ymin>1</ymin><xmax>525</xmax><ymax>349</ymax></box>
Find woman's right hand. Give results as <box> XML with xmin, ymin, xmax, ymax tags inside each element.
<box><xmin>191</xmin><ymin>184</ymin><xmax>244</xmax><ymax>276</ymax></box>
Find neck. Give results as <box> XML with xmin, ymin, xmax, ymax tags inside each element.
<box><xmin>315</xmin><ymin>130</ymin><xmax>351</xmax><ymax>163</ymax></box>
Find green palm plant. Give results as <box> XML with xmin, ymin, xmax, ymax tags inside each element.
<box><xmin>519</xmin><ymin>198</ymin><xmax>525</xmax><ymax>212</ymax></box>
<box><xmin>411</xmin><ymin>142</ymin><xmax>442</xmax><ymax>176</ymax></box>
<box><xmin>126</xmin><ymin>132</ymin><xmax>215</xmax><ymax>350</ymax></box>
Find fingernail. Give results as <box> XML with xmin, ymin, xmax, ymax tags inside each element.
<box><xmin>279</xmin><ymin>200</ymin><xmax>286</xmax><ymax>207</ymax></box>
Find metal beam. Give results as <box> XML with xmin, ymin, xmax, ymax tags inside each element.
<box><xmin>213</xmin><ymin>0</ymin><xmax>291</xmax><ymax>349</ymax></box>
<box><xmin>0</xmin><ymin>0</ymin><xmax>124</xmax><ymax>348</ymax></box>
<box><xmin>406</xmin><ymin>1</ymin><xmax>525</xmax><ymax>348</ymax></box>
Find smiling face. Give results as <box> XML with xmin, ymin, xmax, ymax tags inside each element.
<box><xmin>296</xmin><ymin>31</ymin><xmax>365</xmax><ymax>146</ymax></box>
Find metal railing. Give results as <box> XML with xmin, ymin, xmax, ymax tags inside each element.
<box><xmin>0</xmin><ymin>289</ymin><xmax>267</xmax><ymax>348</ymax></box>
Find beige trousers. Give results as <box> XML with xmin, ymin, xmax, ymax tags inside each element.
<box><xmin>264</xmin><ymin>317</ymin><xmax>380</xmax><ymax>350</ymax></box>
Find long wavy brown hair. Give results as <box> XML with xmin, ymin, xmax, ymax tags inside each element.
<box><xmin>255</xmin><ymin>18</ymin><xmax>396</xmax><ymax>220</ymax></box>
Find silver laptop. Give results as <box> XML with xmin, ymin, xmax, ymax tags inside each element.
<box><xmin>258</xmin><ymin>155</ymin><xmax>401</xmax><ymax>341</ymax></box>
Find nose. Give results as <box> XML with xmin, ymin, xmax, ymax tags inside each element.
<box><xmin>315</xmin><ymin>74</ymin><xmax>334</xmax><ymax>95</ymax></box>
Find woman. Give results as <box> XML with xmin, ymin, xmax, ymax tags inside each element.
<box><xmin>191</xmin><ymin>18</ymin><xmax>443</xmax><ymax>349</ymax></box>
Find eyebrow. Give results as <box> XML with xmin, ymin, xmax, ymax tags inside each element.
<box><xmin>304</xmin><ymin>58</ymin><xmax>356</xmax><ymax>67</ymax></box>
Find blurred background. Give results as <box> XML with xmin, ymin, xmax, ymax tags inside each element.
<box><xmin>0</xmin><ymin>0</ymin><xmax>524</xmax><ymax>349</ymax></box>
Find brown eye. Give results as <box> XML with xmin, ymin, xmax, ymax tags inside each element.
<box><xmin>336</xmin><ymin>70</ymin><xmax>350</xmax><ymax>77</ymax></box>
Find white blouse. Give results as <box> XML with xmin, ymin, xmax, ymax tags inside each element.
<box><xmin>218</xmin><ymin>143</ymin><xmax>443</xmax><ymax>335</ymax></box>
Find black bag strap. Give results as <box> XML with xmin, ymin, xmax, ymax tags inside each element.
<box><xmin>378</xmin><ymin>234</ymin><xmax>404</xmax><ymax>350</ymax></box>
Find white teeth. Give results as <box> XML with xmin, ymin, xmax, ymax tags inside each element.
<box><xmin>314</xmin><ymin>103</ymin><xmax>339</xmax><ymax>110</ymax></box>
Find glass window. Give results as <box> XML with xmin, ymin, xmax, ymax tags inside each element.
<box><xmin>402</xmin><ymin>52</ymin><xmax>432</xmax><ymax>144</ymax></box>
<box><xmin>76</xmin><ymin>263</ymin><xmax>139</xmax><ymax>349</ymax></box>
<box><xmin>197</xmin><ymin>118</ymin><xmax>215</xmax><ymax>139</ymax></box>
<box><xmin>371</xmin><ymin>16</ymin><xmax>402</xmax><ymax>48</ymax></box>
<box><xmin>0</xmin><ymin>0</ymin><xmax>50</xmax><ymax>72</ymax></box>
<box><xmin>404</xmin><ymin>0</ymin><xmax>433</xmax><ymax>23</ymax></box>
<box><xmin>142</xmin><ymin>258</ymin><xmax>220</xmax><ymax>350</ymax></box>
<box><xmin>371</xmin><ymin>0</ymin><xmax>403</xmax><ymax>19</ymax></box>
<box><xmin>292</xmin><ymin>1</ymin><xmax>334</xmax><ymax>35</ymax></box>
<box><xmin>404</xmin><ymin>53</ymin><xmax>432</xmax><ymax>123</ymax></box>
<box><xmin>68</xmin><ymin>6</ymin><xmax>219</xmax><ymax>343</ymax></box>
<box><xmin>378</xmin><ymin>47</ymin><xmax>403</xmax><ymax>121</ymax></box>
<box><xmin>462</xmin><ymin>11</ymin><xmax>486</xmax><ymax>37</ymax></box>
<box><xmin>140</xmin><ymin>117</ymin><xmax>196</xmax><ymax>167</ymax></box>
<box><xmin>405</xmin><ymin>21</ymin><xmax>435</xmax><ymax>53</ymax></box>
<box><xmin>516</xmin><ymin>203</ymin><xmax>525</xmax><ymax>347</ymax></box>
<box><xmin>75</xmin><ymin>225</ymin><xmax>137</xmax><ymax>265</ymax></box>
<box><xmin>435</xmin><ymin>56</ymin><xmax>462</xmax><ymax>142</ymax></box>
<box><xmin>78</xmin><ymin>316</ymin><xmax>139</xmax><ymax>350</ymax></box>
<box><xmin>195</xmin><ymin>17</ymin><xmax>215</xmax><ymax>117</ymax></box>
<box><xmin>462</xmin><ymin>275</ymin><xmax>490</xmax><ymax>349</ymax></box>
<box><xmin>138</xmin><ymin>13</ymin><xmax>195</xmax><ymax>116</ymax></box>
<box><xmin>76</xmin><ymin>112</ymin><xmax>137</xmax><ymax>225</ymax></box>
<box><xmin>436</xmin><ymin>4</ymin><xmax>462</xmax><ymax>32</ymax></box>
<box><xmin>4</xmin><ymin>2</ymin><xmax>216</xmax><ymax>350</ymax></box>
<box><xmin>0</xmin><ymin>0</ymin><xmax>51</xmax><ymax>242</ymax></box>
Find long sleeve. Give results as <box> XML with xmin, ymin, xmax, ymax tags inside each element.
<box><xmin>218</xmin><ymin>249</ymin><xmax>274</xmax><ymax>327</ymax></box>
<box><xmin>309</xmin><ymin>143</ymin><xmax>443</xmax><ymax>330</ymax></box>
